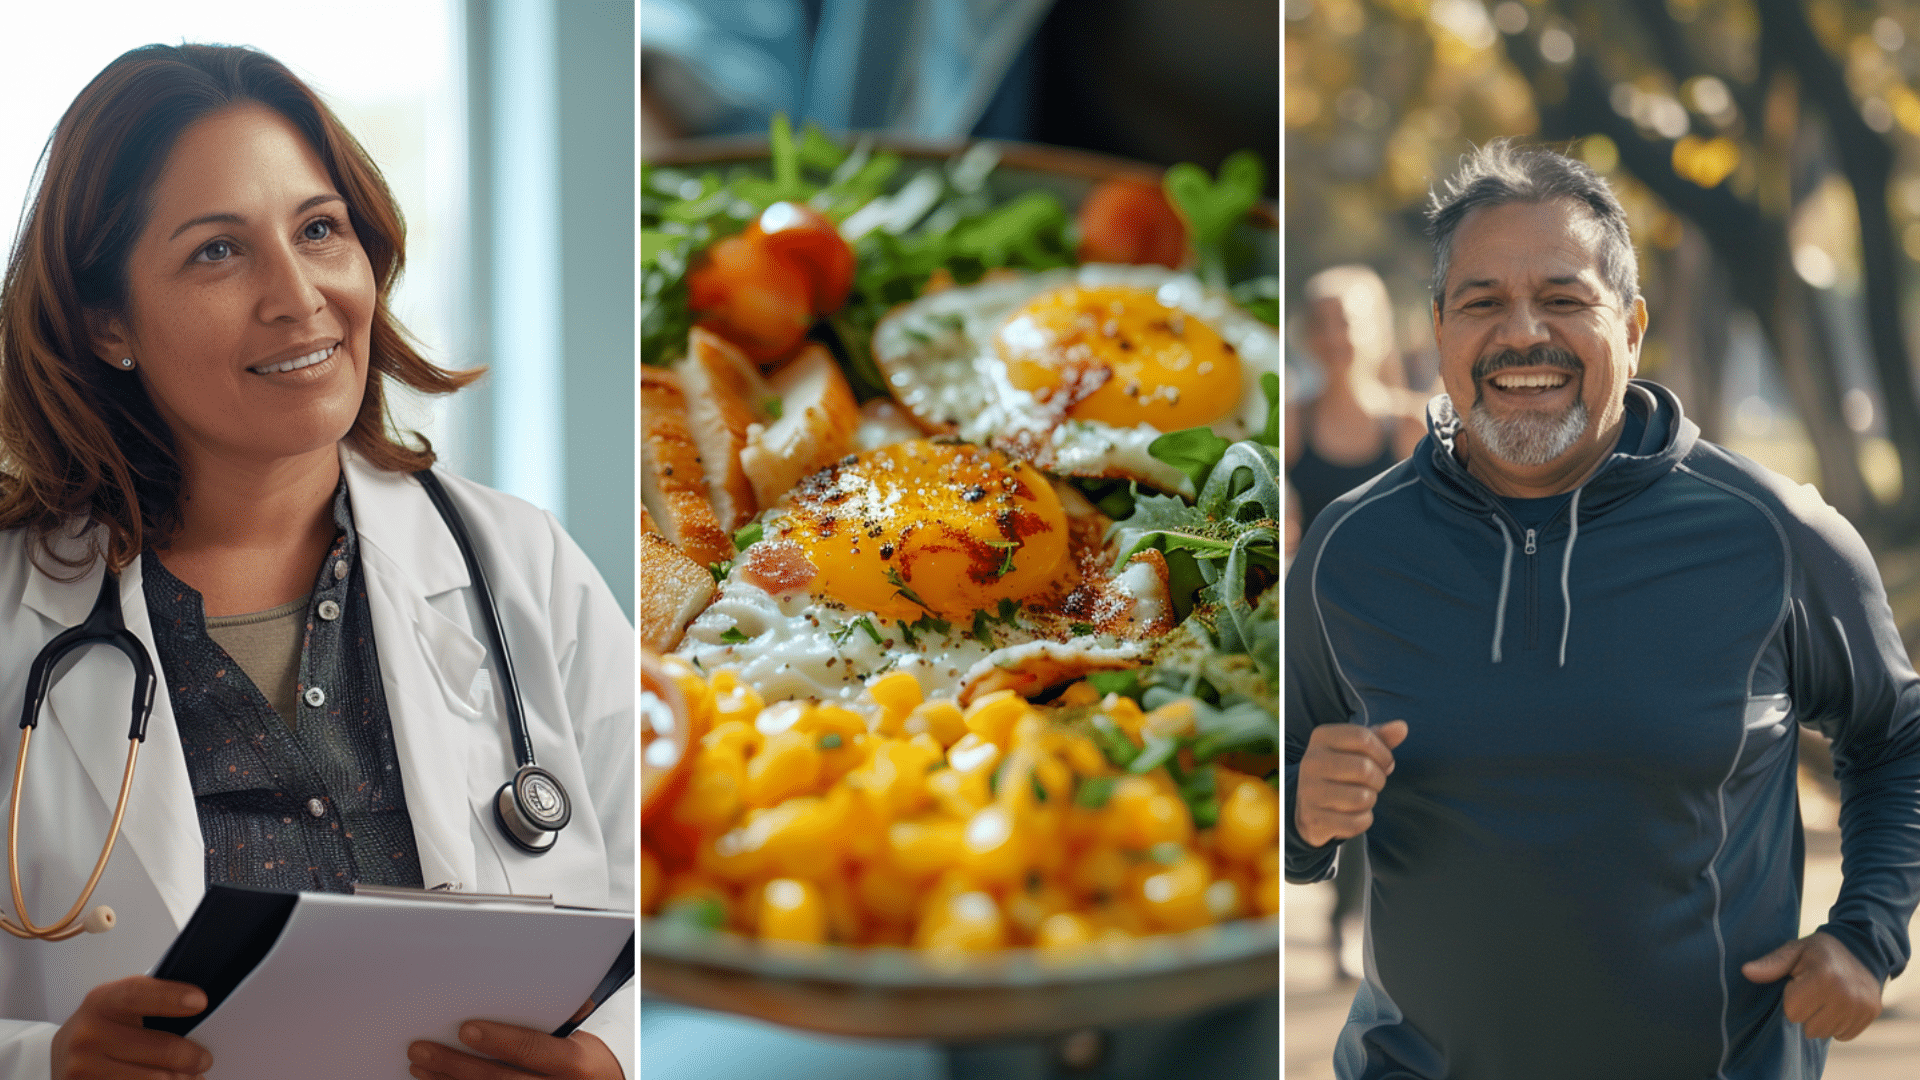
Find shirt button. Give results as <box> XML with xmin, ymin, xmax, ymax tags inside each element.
<box><xmin>304</xmin><ymin>686</ymin><xmax>327</xmax><ymax>708</ymax></box>
<box><xmin>306</xmin><ymin>797</ymin><xmax>326</xmax><ymax>818</ymax></box>
<box><xmin>318</xmin><ymin>600</ymin><xmax>341</xmax><ymax>621</ymax></box>
<box><xmin>333</xmin><ymin>559</ymin><xmax>349</xmax><ymax>581</ymax></box>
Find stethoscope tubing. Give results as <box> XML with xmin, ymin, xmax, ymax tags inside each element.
<box><xmin>4</xmin><ymin>729</ymin><xmax>138</xmax><ymax>940</ymax></box>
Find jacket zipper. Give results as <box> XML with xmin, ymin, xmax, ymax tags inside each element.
<box><xmin>1524</xmin><ymin>528</ymin><xmax>1538</xmax><ymax>649</ymax></box>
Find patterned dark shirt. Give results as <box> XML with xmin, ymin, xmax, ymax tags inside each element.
<box><xmin>144</xmin><ymin>482</ymin><xmax>423</xmax><ymax>892</ymax></box>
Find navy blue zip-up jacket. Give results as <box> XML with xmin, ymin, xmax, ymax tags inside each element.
<box><xmin>1286</xmin><ymin>381</ymin><xmax>1920</xmax><ymax>1079</ymax></box>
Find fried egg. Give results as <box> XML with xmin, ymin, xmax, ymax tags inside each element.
<box><xmin>674</xmin><ymin>439</ymin><xmax>1172</xmax><ymax>706</ymax></box>
<box><xmin>872</xmin><ymin>265</ymin><xmax>1277</xmax><ymax>495</ymax></box>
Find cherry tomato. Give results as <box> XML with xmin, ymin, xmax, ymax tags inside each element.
<box><xmin>686</xmin><ymin>231</ymin><xmax>815</xmax><ymax>361</ymax></box>
<box><xmin>753</xmin><ymin>202</ymin><xmax>855</xmax><ymax>313</ymax></box>
<box><xmin>1077</xmin><ymin>177</ymin><xmax>1187</xmax><ymax>269</ymax></box>
<box><xmin>685</xmin><ymin>202</ymin><xmax>856</xmax><ymax>363</ymax></box>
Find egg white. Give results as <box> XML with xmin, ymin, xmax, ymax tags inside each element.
<box><xmin>673</xmin><ymin>543</ymin><xmax>1170</xmax><ymax>709</ymax></box>
<box><xmin>872</xmin><ymin>264</ymin><xmax>1278</xmax><ymax>496</ymax></box>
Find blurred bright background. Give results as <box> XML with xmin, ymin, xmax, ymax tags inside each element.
<box><xmin>0</xmin><ymin>0</ymin><xmax>634</xmax><ymax>612</ymax></box>
<box><xmin>1285</xmin><ymin>2</ymin><xmax>1920</xmax><ymax>1075</ymax></box>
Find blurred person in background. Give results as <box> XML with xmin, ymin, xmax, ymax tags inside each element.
<box><xmin>1288</xmin><ymin>264</ymin><xmax>1428</xmax><ymax>533</ymax></box>
<box><xmin>1286</xmin><ymin>264</ymin><xmax>1426</xmax><ymax>982</ymax></box>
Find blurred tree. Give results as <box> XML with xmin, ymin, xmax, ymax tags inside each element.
<box><xmin>1287</xmin><ymin>0</ymin><xmax>1920</xmax><ymax>534</ymax></box>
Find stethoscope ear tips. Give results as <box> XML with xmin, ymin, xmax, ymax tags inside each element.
<box><xmin>82</xmin><ymin>905</ymin><xmax>115</xmax><ymax>934</ymax></box>
<box><xmin>493</xmin><ymin>765</ymin><xmax>571</xmax><ymax>854</ymax></box>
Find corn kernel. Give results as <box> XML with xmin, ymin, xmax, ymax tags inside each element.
<box><xmin>1036</xmin><ymin>911</ymin><xmax>1097</xmax><ymax>953</ymax></box>
<box><xmin>1216</xmin><ymin>782</ymin><xmax>1279</xmax><ymax>863</ymax></box>
<box><xmin>963</xmin><ymin>690</ymin><xmax>1027</xmax><ymax>746</ymax></box>
<box><xmin>744</xmin><ymin>729</ymin><xmax>823</xmax><ymax>807</ymax></box>
<box><xmin>927</xmin><ymin>764</ymin><xmax>993</xmax><ymax>818</ymax></box>
<box><xmin>703</xmin><ymin>720</ymin><xmax>761</xmax><ymax>759</ymax></box>
<box><xmin>1063</xmin><ymin>735</ymin><xmax>1108</xmax><ymax>778</ymax></box>
<box><xmin>1100</xmin><ymin>693</ymin><xmax>1145</xmax><ymax>740</ymax></box>
<box><xmin>868</xmin><ymin>671</ymin><xmax>925</xmax><ymax>716</ymax></box>
<box><xmin>1136</xmin><ymin>854</ymin><xmax>1212</xmax><ymax>933</ymax></box>
<box><xmin>961</xmin><ymin>804</ymin><xmax>1028</xmax><ymax>884</ymax></box>
<box><xmin>915</xmin><ymin>890</ymin><xmax>1006</xmax><ymax>952</ymax></box>
<box><xmin>758</xmin><ymin>878</ymin><xmax>827</xmax><ymax>943</ymax></box>
<box><xmin>888</xmin><ymin>817</ymin><xmax>967</xmax><ymax>880</ymax></box>
<box><xmin>670</xmin><ymin>760</ymin><xmax>742</xmax><ymax>834</ymax></box>
<box><xmin>946</xmin><ymin>733</ymin><xmax>1002</xmax><ymax>774</ymax></box>
<box><xmin>712</xmin><ymin>678</ymin><xmax>764</xmax><ymax>727</ymax></box>
<box><xmin>1141</xmin><ymin>699</ymin><xmax>1197</xmax><ymax>740</ymax></box>
<box><xmin>1056</xmin><ymin>681</ymin><xmax>1102</xmax><ymax>707</ymax></box>
<box><xmin>905</xmin><ymin>699</ymin><xmax>968</xmax><ymax>747</ymax></box>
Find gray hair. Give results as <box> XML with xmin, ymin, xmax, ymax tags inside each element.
<box><xmin>1426</xmin><ymin>140</ymin><xmax>1639</xmax><ymax>316</ymax></box>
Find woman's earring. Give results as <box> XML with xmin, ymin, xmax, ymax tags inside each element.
<box><xmin>119</xmin><ymin>357</ymin><xmax>134</xmax><ymax>369</ymax></box>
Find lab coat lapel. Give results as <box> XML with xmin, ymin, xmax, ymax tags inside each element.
<box><xmin>25</xmin><ymin>550</ymin><xmax>204</xmax><ymax>933</ymax></box>
<box><xmin>342</xmin><ymin>452</ymin><xmax>484</xmax><ymax>893</ymax></box>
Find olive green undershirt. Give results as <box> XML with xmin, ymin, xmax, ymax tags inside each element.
<box><xmin>204</xmin><ymin>594</ymin><xmax>308</xmax><ymax>730</ymax></box>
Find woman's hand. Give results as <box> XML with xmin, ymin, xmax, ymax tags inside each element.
<box><xmin>51</xmin><ymin>976</ymin><xmax>212</xmax><ymax>1080</ymax></box>
<box><xmin>408</xmin><ymin>1023</ymin><xmax>620</xmax><ymax>1079</ymax></box>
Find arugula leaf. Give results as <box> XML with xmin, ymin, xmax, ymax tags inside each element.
<box><xmin>1090</xmin><ymin>715</ymin><xmax>1139</xmax><ymax>768</ymax></box>
<box><xmin>732</xmin><ymin>522</ymin><xmax>763</xmax><ymax>551</ymax></box>
<box><xmin>1232</xmin><ymin>275</ymin><xmax>1280</xmax><ymax>327</ymax></box>
<box><xmin>1149</xmin><ymin>426</ymin><xmax>1234</xmax><ymax>492</ymax></box>
<box><xmin>720</xmin><ymin>627</ymin><xmax>750</xmax><ymax>644</ymax></box>
<box><xmin>1163</xmin><ymin>150</ymin><xmax>1264</xmax><ymax>290</ymax></box>
<box><xmin>1086</xmin><ymin>669</ymin><xmax>1143</xmax><ymax>699</ymax></box>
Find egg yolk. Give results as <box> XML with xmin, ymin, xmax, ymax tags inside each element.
<box><xmin>774</xmin><ymin>441</ymin><xmax>1069</xmax><ymax>624</ymax></box>
<box><xmin>995</xmin><ymin>285</ymin><xmax>1243</xmax><ymax>431</ymax></box>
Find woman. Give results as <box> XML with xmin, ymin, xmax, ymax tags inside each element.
<box><xmin>1286</xmin><ymin>264</ymin><xmax>1428</xmax><ymax>536</ymax></box>
<box><xmin>0</xmin><ymin>46</ymin><xmax>632</xmax><ymax>1078</ymax></box>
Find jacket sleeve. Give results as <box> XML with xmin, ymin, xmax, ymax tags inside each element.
<box><xmin>1781</xmin><ymin>490</ymin><xmax>1920</xmax><ymax>983</ymax></box>
<box><xmin>540</xmin><ymin>511</ymin><xmax>636</xmax><ymax>1075</ymax></box>
<box><xmin>1284</xmin><ymin>519</ymin><xmax>1354</xmax><ymax>885</ymax></box>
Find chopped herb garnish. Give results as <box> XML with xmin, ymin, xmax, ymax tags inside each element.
<box><xmin>994</xmin><ymin>598</ymin><xmax>1022</xmax><ymax>626</ymax></box>
<box><xmin>1069</xmin><ymin>622</ymin><xmax>1096</xmax><ymax>636</ymax></box>
<box><xmin>986</xmin><ymin>538</ymin><xmax>1020</xmax><ymax>578</ymax></box>
<box><xmin>884</xmin><ymin>565</ymin><xmax>931</xmax><ymax>610</ymax></box>
<box><xmin>970</xmin><ymin>609</ymin><xmax>996</xmax><ymax>646</ymax></box>
<box><xmin>1090</xmin><ymin>715</ymin><xmax>1139</xmax><ymax>768</ymax></box>
<box><xmin>817</xmin><ymin>732</ymin><xmax>843</xmax><ymax>750</ymax></box>
<box><xmin>1147</xmin><ymin>841</ymin><xmax>1185</xmax><ymax>866</ymax></box>
<box><xmin>926</xmin><ymin>759</ymin><xmax>949</xmax><ymax>773</ymax></box>
<box><xmin>1032</xmin><ymin>775</ymin><xmax>1049</xmax><ymax>803</ymax></box>
<box><xmin>761</xmin><ymin>396</ymin><xmax>784</xmax><ymax>420</ymax></box>
<box><xmin>855</xmin><ymin>616</ymin><xmax>884</xmax><ymax>645</ymax></box>
<box><xmin>708</xmin><ymin>560</ymin><xmax>732</xmax><ymax>585</ymax></box>
<box><xmin>1074</xmin><ymin>775</ymin><xmax>1116</xmax><ymax>809</ymax></box>
<box><xmin>898</xmin><ymin>619</ymin><xmax>919</xmax><ymax>648</ymax></box>
<box><xmin>719</xmin><ymin>627</ymin><xmax>750</xmax><ymax>644</ymax></box>
<box><xmin>732</xmin><ymin>522</ymin><xmax>763</xmax><ymax>551</ymax></box>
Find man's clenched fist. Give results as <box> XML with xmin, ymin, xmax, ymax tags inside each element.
<box><xmin>1295</xmin><ymin>720</ymin><xmax>1408</xmax><ymax>848</ymax></box>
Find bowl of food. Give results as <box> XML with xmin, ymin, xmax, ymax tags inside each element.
<box><xmin>640</xmin><ymin>119</ymin><xmax>1280</xmax><ymax>1042</ymax></box>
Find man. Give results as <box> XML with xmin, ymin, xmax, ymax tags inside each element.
<box><xmin>1285</xmin><ymin>141</ymin><xmax>1920</xmax><ymax>1079</ymax></box>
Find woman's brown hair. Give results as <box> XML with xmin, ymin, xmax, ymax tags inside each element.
<box><xmin>0</xmin><ymin>43</ymin><xmax>480</xmax><ymax>573</ymax></box>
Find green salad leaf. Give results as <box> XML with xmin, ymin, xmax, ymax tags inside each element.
<box><xmin>1164</xmin><ymin>150</ymin><xmax>1264</xmax><ymax>290</ymax></box>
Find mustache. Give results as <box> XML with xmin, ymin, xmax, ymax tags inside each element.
<box><xmin>1472</xmin><ymin>346</ymin><xmax>1583</xmax><ymax>383</ymax></box>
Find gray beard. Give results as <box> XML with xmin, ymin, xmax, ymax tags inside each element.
<box><xmin>1467</xmin><ymin>396</ymin><xmax>1589</xmax><ymax>467</ymax></box>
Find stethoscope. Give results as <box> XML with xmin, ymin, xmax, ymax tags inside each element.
<box><xmin>3</xmin><ymin>470</ymin><xmax>571</xmax><ymax>942</ymax></box>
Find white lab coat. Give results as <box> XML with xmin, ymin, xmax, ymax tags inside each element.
<box><xmin>0</xmin><ymin>449</ymin><xmax>634</xmax><ymax>1078</ymax></box>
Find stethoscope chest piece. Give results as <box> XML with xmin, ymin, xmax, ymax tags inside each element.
<box><xmin>494</xmin><ymin>764</ymin><xmax>571</xmax><ymax>854</ymax></box>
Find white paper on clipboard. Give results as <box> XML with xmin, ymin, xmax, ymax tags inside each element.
<box><xmin>180</xmin><ymin>891</ymin><xmax>632</xmax><ymax>1079</ymax></box>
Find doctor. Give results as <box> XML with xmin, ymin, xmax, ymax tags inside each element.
<box><xmin>0</xmin><ymin>45</ymin><xmax>632</xmax><ymax>1080</ymax></box>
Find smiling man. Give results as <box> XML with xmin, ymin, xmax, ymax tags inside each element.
<box><xmin>1285</xmin><ymin>141</ymin><xmax>1920</xmax><ymax>1079</ymax></box>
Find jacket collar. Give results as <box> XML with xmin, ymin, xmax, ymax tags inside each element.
<box><xmin>342</xmin><ymin>448</ymin><xmax>470</xmax><ymax>599</ymax></box>
<box><xmin>1413</xmin><ymin>378</ymin><xmax>1697</xmax><ymax>524</ymax></box>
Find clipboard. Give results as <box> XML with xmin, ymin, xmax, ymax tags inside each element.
<box><xmin>144</xmin><ymin>885</ymin><xmax>632</xmax><ymax>1075</ymax></box>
